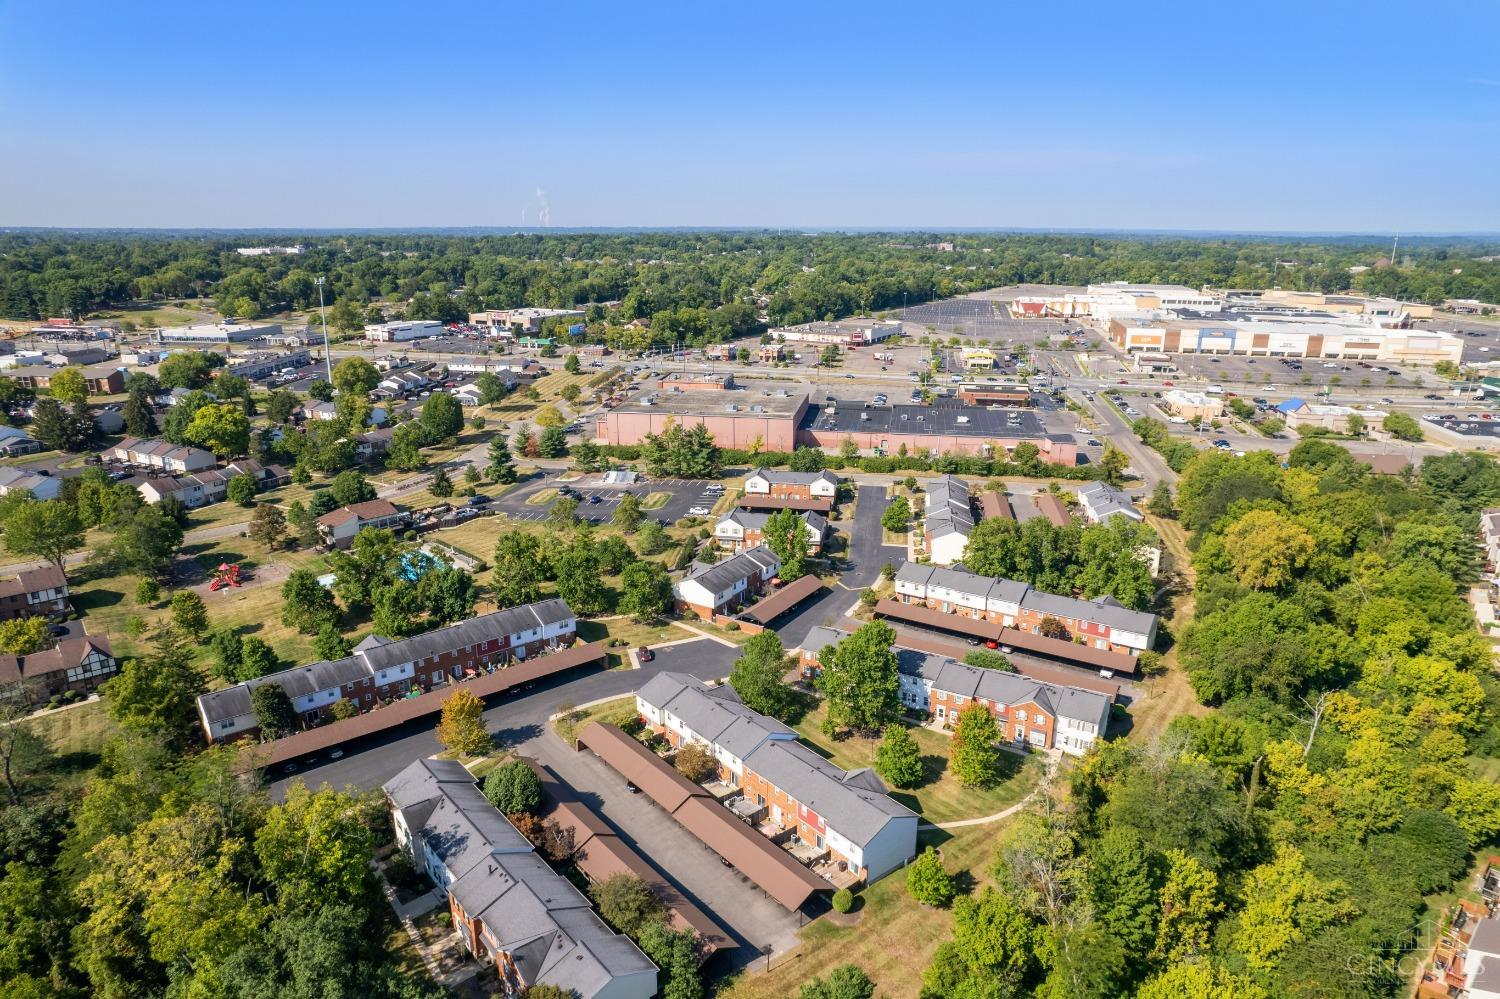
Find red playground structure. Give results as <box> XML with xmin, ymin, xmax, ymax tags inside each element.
<box><xmin>209</xmin><ymin>563</ymin><xmax>243</xmax><ymax>591</ymax></box>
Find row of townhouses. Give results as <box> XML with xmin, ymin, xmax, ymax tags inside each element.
<box><xmin>0</xmin><ymin>633</ymin><xmax>117</xmax><ymax>699</ymax></box>
<box><xmin>0</xmin><ymin>466</ymin><xmax>61</xmax><ymax>500</ymax></box>
<box><xmin>894</xmin><ymin>562</ymin><xmax>1158</xmax><ymax>654</ymax></box>
<box><xmin>742</xmin><ymin>467</ymin><xmax>840</xmax><ymax>501</ymax></box>
<box><xmin>798</xmin><ymin>626</ymin><xmax>1113</xmax><ymax>756</ymax></box>
<box><xmin>384</xmin><ymin>758</ymin><xmax>656</xmax><ymax>999</ymax></box>
<box><xmin>132</xmin><ymin>459</ymin><xmax>291</xmax><ymax>508</ymax></box>
<box><xmin>106</xmin><ymin>437</ymin><xmax>218</xmax><ymax>474</ymax></box>
<box><xmin>924</xmin><ymin>475</ymin><xmax>975</xmax><ymax>565</ymax></box>
<box><xmin>635</xmin><ymin>672</ymin><xmax>919</xmax><ymax>883</ymax></box>
<box><xmin>713</xmin><ymin>508</ymin><xmax>827</xmax><ymax>554</ymax></box>
<box><xmin>0</xmin><ymin>565</ymin><xmax>69</xmax><ymax>622</ymax></box>
<box><xmin>196</xmin><ymin>599</ymin><xmax>577</xmax><ymax>741</ymax></box>
<box><xmin>671</xmin><ymin>544</ymin><xmax>781</xmax><ymax>620</ymax></box>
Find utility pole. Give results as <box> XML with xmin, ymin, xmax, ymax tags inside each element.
<box><xmin>315</xmin><ymin>276</ymin><xmax>333</xmax><ymax>383</ymax></box>
<box><xmin>1391</xmin><ymin>235</ymin><xmax>1399</xmax><ymax>267</ymax></box>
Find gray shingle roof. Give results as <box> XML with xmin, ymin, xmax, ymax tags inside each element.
<box><xmin>897</xmin><ymin>562</ymin><xmax>1152</xmax><ymax>633</ymax></box>
<box><xmin>681</xmin><ymin>544</ymin><xmax>779</xmax><ymax>595</ymax></box>
<box><xmin>750</xmin><ymin>468</ymin><xmax>840</xmax><ymax>486</ymax></box>
<box><xmin>1077</xmin><ymin>483</ymin><xmax>1142</xmax><ymax>521</ymax></box>
<box><xmin>637</xmin><ymin>672</ymin><xmax>793</xmax><ymax>760</ymax></box>
<box><xmin>741</xmin><ymin>740</ymin><xmax>916</xmax><ymax>848</ymax></box>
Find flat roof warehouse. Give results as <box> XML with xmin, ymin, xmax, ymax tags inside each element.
<box><xmin>807</xmin><ymin>398</ymin><xmax>1073</xmax><ymax>443</ymax></box>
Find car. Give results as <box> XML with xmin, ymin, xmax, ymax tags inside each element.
<box><xmin>588</xmin><ymin>495</ymin><xmax>601</xmax><ymax>504</ymax></box>
<box><xmin>329</xmin><ymin>749</ymin><xmax>345</xmax><ymax>760</ymax></box>
<box><xmin>688</xmin><ymin>506</ymin><xmax>710</xmax><ymax>516</ymax></box>
<box><xmin>1086</xmin><ymin>438</ymin><xmax>1102</xmax><ymax>447</ymax></box>
<box><xmin>704</xmin><ymin>484</ymin><xmax>725</xmax><ymax>494</ymax></box>
<box><xmin>282</xmin><ymin>764</ymin><xmax>297</xmax><ymax>774</ymax></box>
<box><xmin>983</xmin><ymin>640</ymin><xmax>1000</xmax><ymax>650</ymax></box>
<box><xmin>1162</xmin><ymin>380</ymin><xmax>1175</xmax><ymax>387</ymax></box>
<box><xmin>625</xmin><ymin>781</ymin><xmax>640</xmax><ymax>794</ymax></box>
<box><xmin>48</xmin><ymin>623</ymin><xmax>68</xmax><ymax>637</ymax></box>
<box><xmin>637</xmin><ymin>646</ymin><xmax>655</xmax><ymax>663</ymax></box>
<box><xmin>1380</xmin><ymin>397</ymin><xmax>1394</xmax><ymax>404</ymax></box>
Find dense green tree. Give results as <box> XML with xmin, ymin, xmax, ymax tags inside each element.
<box><xmin>280</xmin><ymin>568</ymin><xmax>340</xmax><ymax>634</ymax></box>
<box><xmin>483</xmin><ymin>761</ymin><xmax>544</xmax><ymax>815</ymax></box>
<box><xmin>875</xmin><ymin>724</ymin><xmax>924</xmax><ymax>789</ymax></box>
<box><xmin>590</xmin><ymin>875</ymin><xmax>664</xmax><ymax>938</ymax></box>
<box><xmin>619</xmin><ymin>560</ymin><xmax>672</xmax><ymax>621</ymax></box>
<box><xmin>3</xmin><ymin>498</ymin><xmax>83</xmax><ymax>573</ymax></box>
<box><xmin>817</xmin><ymin>621</ymin><xmax>901</xmax><ymax>734</ymax></box>
<box><xmin>762</xmin><ymin>507</ymin><xmax>810</xmax><ymax>581</ymax></box>
<box><xmin>492</xmin><ymin>532</ymin><xmax>545</xmax><ymax>607</ymax></box>
<box><xmin>729</xmin><ymin>631</ymin><xmax>791</xmax><ymax>717</ymax></box>
<box><xmin>906</xmin><ymin>846</ymin><xmax>956</xmax><ymax>907</ymax></box>
<box><xmin>419</xmin><ymin>392</ymin><xmax>463</xmax><ymax>441</ymax></box>
<box><xmin>949</xmin><ymin>701</ymin><xmax>1001</xmax><ymax>789</ymax></box>
<box><xmin>799</xmin><ymin>964</ymin><xmax>875</xmax><ymax>999</ymax></box>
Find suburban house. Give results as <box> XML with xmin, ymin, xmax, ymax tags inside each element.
<box><xmin>0</xmin><ymin>426</ymin><xmax>42</xmax><ymax>456</ymax></box>
<box><xmin>742</xmin><ymin>468</ymin><xmax>839</xmax><ymax>504</ymax></box>
<box><xmin>196</xmin><ymin>599</ymin><xmax>577</xmax><ymax>742</ymax></box>
<box><xmin>924</xmin><ymin>475</ymin><xmax>975</xmax><ymax>565</ymax></box>
<box><xmin>0</xmin><ymin>565</ymin><xmax>70</xmax><ymax>621</ymax></box>
<box><xmin>893</xmin><ymin>562</ymin><xmax>1158</xmax><ymax>654</ymax></box>
<box><xmin>317</xmin><ymin>499</ymin><xmax>411</xmax><ymax>548</ymax></box>
<box><xmin>796</xmin><ymin>628</ymin><xmax>1111</xmax><ymax>756</ymax></box>
<box><xmin>713</xmin><ymin>509</ymin><xmax>826</xmax><ymax>554</ymax></box>
<box><xmin>384</xmin><ymin>758</ymin><xmax>656</xmax><ymax>999</ymax></box>
<box><xmin>107</xmin><ymin>438</ymin><xmax>218</xmax><ymax>474</ymax></box>
<box><xmin>301</xmin><ymin>400</ymin><xmax>389</xmax><ymax>425</ymax></box>
<box><xmin>355</xmin><ymin>426</ymin><xmax>396</xmax><ymax>458</ymax></box>
<box><xmin>635</xmin><ymin>672</ymin><xmax>919</xmax><ymax>883</ymax></box>
<box><xmin>0</xmin><ymin>467</ymin><xmax>61</xmax><ymax>500</ymax></box>
<box><xmin>378</xmin><ymin>370</ymin><xmax>430</xmax><ymax>396</ymax></box>
<box><xmin>1076</xmin><ymin>483</ymin><xmax>1143</xmax><ymax>524</ymax></box>
<box><xmin>671</xmin><ymin>545</ymin><xmax>780</xmax><ymax>620</ymax></box>
<box><xmin>0</xmin><ymin>633</ymin><xmax>117</xmax><ymax>698</ymax></box>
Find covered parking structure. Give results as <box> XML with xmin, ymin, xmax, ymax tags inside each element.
<box><xmin>738</xmin><ymin>575</ymin><xmax>825</xmax><ymax>627</ymax></box>
<box><xmin>241</xmin><ymin>642</ymin><xmax>607</xmax><ymax>771</ymax></box>
<box><xmin>575</xmin><ymin>722</ymin><xmax>828</xmax><ymax>912</ymax></box>
<box><xmin>872</xmin><ymin>600</ymin><xmax>1137</xmax><ymax>675</ymax></box>
<box><xmin>737</xmin><ymin>495</ymin><xmax>835</xmax><ymax>513</ymax></box>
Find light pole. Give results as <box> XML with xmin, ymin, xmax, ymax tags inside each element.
<box><xmin>315</xmin><ymin>276</ymin><xmax>333</xmax><ymax>384</ymax></box>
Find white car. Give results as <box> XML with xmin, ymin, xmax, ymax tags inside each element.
<box><xmin>688</xmin><ymin>506</ymin><xmax>711</xmax><ymax>516</ymax></box>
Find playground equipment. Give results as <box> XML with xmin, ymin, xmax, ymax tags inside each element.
<box><xmin>209</xmin><ymin>563</ymin><xmax>243</xmax><ymax>591</ymax></box>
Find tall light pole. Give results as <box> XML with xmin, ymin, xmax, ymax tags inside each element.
<box><xmin>315</xmin><ymin>276</ymin><xmax>333</xmax><ymax>383</ymax></box>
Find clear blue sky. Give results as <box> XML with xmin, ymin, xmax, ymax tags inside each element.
<box><xmin>2</xmin><ymin>0</ymin><xmax>1497</xmax><ymax>231</ymax></box>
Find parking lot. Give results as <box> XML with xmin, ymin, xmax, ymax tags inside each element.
<box><xmin>899</xmin><ymin>295</ymin><xmax>1075</xmax><ymax>344</ymax></box>
<box><xmin>494</xmin><ymin>474</ymin><xmax>721</xmax><ymax>526</ymax></box>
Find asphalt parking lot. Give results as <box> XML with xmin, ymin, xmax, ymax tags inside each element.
<box><xmin>495</xmin><ymin>474</ymin><xmax>720</xmax><ymax>526</ymax></box>
<box><xmin>899</xmin><ymin>297</ymin><xmax>1074</xmax><ymax>343</ymax></box>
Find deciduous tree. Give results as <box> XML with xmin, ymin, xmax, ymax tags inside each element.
<box><xmin>875</xmin><ymin>724</ymin><xmax>924</xmax><ymax>789</ymax></box>
<box><xmin>435</xmin><ymin>687</ymin><xmax>490</xmax><ymax>757</ymax></box>
<box><xmin>949</xmin><ymin>700</ymin><xmax>1000</xmax><ymax>789</ymax></box>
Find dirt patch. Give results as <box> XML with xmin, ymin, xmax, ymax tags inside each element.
<box><xmin>185</xmin><ymin>558</ymin><xmax>293</xmax><ymax>598</ymax></box>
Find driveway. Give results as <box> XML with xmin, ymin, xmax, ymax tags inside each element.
<box><xmin>267</xmin><ymin>639</ymin><xmax>739</xmax><ymax>796</ymax></box>
<box><xmin>774</xmin><ymin>484</ymin><xmax>903</xmax><ymax>649</ymax></box>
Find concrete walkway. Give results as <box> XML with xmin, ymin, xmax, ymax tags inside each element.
<box><xmin>917</xmin><ymin>754</ymin><xmax>1057</xmax><ymax>831</ymax></box>
<box><xmin>670</xmin><ymin>620</ymin><xmax>738</xmax><ymax>648</ymax></box>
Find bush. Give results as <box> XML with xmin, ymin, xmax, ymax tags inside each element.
<box><xmin>674</xmin><ymin>742</ymin><xmax>718</xmax><ymax>783</ymax></box>
<box><xmin>483</xmin><ymin>760</ymin><xmax>545</xmax><ymax>815</ymax></box>
<box><xmin>831</xmin><ymin>888</ymin><xmax>854</xmax><ymax>914</ymax></box>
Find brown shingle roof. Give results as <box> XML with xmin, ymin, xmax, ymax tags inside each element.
<box><xmin>317</xmin><ymin>498</ymin><xmax>402</xmax><ymax>527</ymax></box>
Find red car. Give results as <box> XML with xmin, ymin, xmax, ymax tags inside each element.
<box><xmin>984</xmin><ymin>640</ymin><xmax>1000</xmax><ymax>650</ymax></box>
<box><xmin>637</xmin><ymin>646</ymin><xmax>655</xmax><ymax>663</ymax></box>
<box><xmin>1163</xmin><ymin>380</ymin><xmax>1175</xmax><ymax>387</ymax></box>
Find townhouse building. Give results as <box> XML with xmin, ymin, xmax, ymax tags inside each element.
<box><xmin>196</xmin><ymin>598</ymin><xmax>577</xmax><ymax>742</ymax></box>
<box><xmin>0</xmin><ymin>426</ymin><xmax>43</xmax><ymax>457</ymax></box>
<box><xmin>635</xmin><ymin>672</ymin><xmax>918</xmax><ymax>882</ymax></box>
<box><xmin>894</xmin><ymin>562</ymin><xmax>1157</xmax><ymax>654</ymax></box>
<box><xmin>0</xmin><ymin>634</ymin><xmax>117</xmax><ymax>698</ymax></box>
<box><xmin>133</xmin><ymin>459</ymin><xmax>290</xmax><ymax>509</ymax></box>
<box><xmin>317</xmin><ymin>499</ymin><xmax>411</xmax><ymax>547</ymax></box>
<box><xmin>223</xmin><ymin>349</ymin><xmax>312</xmax><ymax>380</ymax></box>
<box><xmin>80</xmin><ymin>365</ymin><xmax>126</xmax><ymax>394</ymax></box>
<box><xmin>796</xmin><ymin>627</ymin><xmax>1111</xmax><ymax>756</ymax></box>
<box><xmin>0</xmin><ymin>565</ymin><xmax>70</xmax><ymax>622</ymax></box>
<box><xmin>1484</xmin><ymin>509</ymin><xmax>1500</xmax><ymax>576</ymax></box>
<box><xmin>671</xmin><ymin>544</ymin><xmax>780</xmax><ymax>620</ymax></box>
<box><xmin>1076</xmin><ymin>483</ymin><xmax>1144</xmax><ymax>524</ymax></box>
<box><xmin>742</xmin><ymin>468</ymin><xmax>840</xmax><ymax>502</ymax></box>
<box><xmin>713</xmin><ymin>509</ymin><xmax>826</xmax><ymax>554</ymax></box>
<box><xmin>107</xmin><ymin>437</ymin><xmax>218</xmax><ymax>474</ymax></box>
<box><xmin>383</xmin><ymin>758</ymin><xmax>656</xmax><ymax>999</ymax></box>
<box><xmin>924</xmin><ymin>475</ymin><xmax>974</xmax><ymax>565</ymax></box>
<box><xmin>0</xmin><ymin>467</ymin><xmax>62</xmax><ymax>500</ymax></box>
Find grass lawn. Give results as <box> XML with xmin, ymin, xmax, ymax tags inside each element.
<box><xmin>790</xmin><ymin>703</ymin><xmax>1044</xmax><ymax>825</ymax></box>
<box><xmin>25</xmin><ymin>698</ymin><xmax>116</xmax><ymax>757</ymax></box>
<box><xmin>719</xmin><ymin>821</ymin><xmax>1005</xmax><ymax>999</ymax></box>
<box><xmin>551</xmin><ymin>694</ymin><xmax>638</xmax><ymax>745</ymax></box>
<box><xmin>526</xmin><ymin>488</ymin><xmax>559</xmax><ymax>506</ymax></box>
<box><xmin>576</xmin><ymin>617</ymin><xmax>684</xmax><ymax>665</ymax></box>
<box><xmin>641</xmin><ymin>492</ymin><xmax>671</xmax><ymax>510</ymax></box>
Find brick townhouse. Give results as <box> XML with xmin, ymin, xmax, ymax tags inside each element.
<box><xmin>133</xmin><ymin>459</ymin><xmax>291</xmax><ymax>509</ymax></box>
<box><xmin>894</xmin><ymin>562</ymin><xmax>1158</xmax><ymax>654</ymax></box>
<box><xmin>671</xmin><ymin>544</ymin><xmax>780</xmax><ymax>620</ymax></box>
<box><xmin>384</xmin><ymin>758</ymin><xmax>656</xmax><ymax>999</ymax></box>
<box><xmin>106</xmin><ymin>437</ymin><xmax>218</xmax><ymax>474</ymax></box>
<box><xmin>0</xmin><ymin>633</ymin><xmax>117</xmax><ymax>699</ymax></box>
<box><xmin>635</xmin><ymin>672</ymin><xmax>918</xmax><ymax>882</ymax></box>
<box><xmin>713</xmin><ymin>508</ymin><xmax>827</xmax><ymax>554</ymax></box>
<box><xmin>0</xmin><ymin>565</ymin><xmax>70</xmax><ymax>622</ymax></box>
<box><xmin>798</xmin><ymin>626</ymin><xmax>1113</xmax><ymax>756</ymax></box>
<box><xmin>196</xmin><ymin>598</ymin><xmax>576</xmax><ymax>742</ymax></box>
<box><xmin>739</xmin><ymin>468</ymin><xmax>839</xmax><ymax>511</ymax></box>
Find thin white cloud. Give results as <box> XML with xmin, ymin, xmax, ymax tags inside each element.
<box><xmin>1470</xmin><ymin>77</ymin><xmax>1500</xmax><ymax>87</ymax></box>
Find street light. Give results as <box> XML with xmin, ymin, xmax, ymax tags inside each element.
<box><xmin>315</xmin><ymin>276</ymin><xmax>333</xmax><ymax>384</ymax></box>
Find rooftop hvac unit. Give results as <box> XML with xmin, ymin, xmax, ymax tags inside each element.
<box><xmin>956</xmin><ymin>416</ymin><xmax>970</xmax><ymax>424</ymax></box>
<box><xmin>750</xmin><ymin>405</ymin><xmax>765</xmax><ymax>413</ymax></box>
<box><xmin>861</xmin><ymin>413</ymin><xmax>870</xmax><ymax>421</ymax></box>
<box><xmin>726</xmin><ymin>404</ymin><xmax>738</xmax><ymax>413</ymax></box>
<box><xmin>900</xmin><ymin>414</ymin><xmax>909</xmax><ymax>421</ymax></box>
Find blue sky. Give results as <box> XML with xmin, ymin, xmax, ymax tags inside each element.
<box><xmin>1</xmin><ymin>0</ymin><xmax>1497</xmax><ymax>231</ymax></box>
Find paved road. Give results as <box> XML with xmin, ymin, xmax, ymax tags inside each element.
<box><xmin>267</xmin><ymin>638</ymin><xmax>741</xmax><ymax>797</ymax></box>
<box><xmin>775</xmin><ymin>484</ymin><xmax>903</xmax><ymax>649</ymax></box>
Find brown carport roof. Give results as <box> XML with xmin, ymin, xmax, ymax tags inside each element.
<box><xmin>672</xmin><ymin>795</ymin><xmax>827</xmax><ymax>911</ymax></box>
<box><xmin>1034</xmin><ymin>492</ymin><xmax>1072</xmax><ymax>527</ymax></box>
<box><xmin>737</xmin><ymin>495</ymin><xmax>834</xmax><ymax>512</ymax></box>
<box><xmin>740</xmin><ymin>574</ymin><xmax>825</xmax><ymax>624</ymax></box>
<box><xmin>978</xmin><ymin>492</ymin><xmax>1013</xmax><ymax>520</ymax></box>
<box><xmin>875</xmin><ymin>599</ymin><xmax>1005</xmax><ymax>641</ymax></box>
<box><xmin>241</xmin><ymin>642</ymin><xmax>607</xmax><ymax>770</ymax></box>
<box><xmin>576</xmin><ymin>722</ymin><xmax>828</xmax><ymax>911</ymax></box>
<box><xmin>576</xmin><ymin>721</ymin><xmax>708</xmax><ymax>812</ymax></box>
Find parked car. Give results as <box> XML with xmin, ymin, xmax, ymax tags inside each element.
<box><xmin>637</xmin><ymin>647</ymin><xmax>655</xmax><ymax>663</ymax></box>
<box><xmin>688</xmin><ymin>506</ymin><xmax>711</xmax><ymax>516</ymax></box>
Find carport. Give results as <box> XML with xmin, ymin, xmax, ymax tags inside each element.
<box><xmin>872</xmin><ymin>600</ymin><xmax>1137</xmax><ymax>675</ymax></box>
<box><xmin>874</xmin><ymin>599</ymin><xmax>1006</xmax><ymax>642</ymax></box>
<box><xmin>739</xmin><ymin>575</ymin><xmax>825</xmax><ymax>626</ymax></box>
<box><xmin>737</xmin><ymin>495</ymin><xmax>835</xmax><ymax>513</ymax></box>
<box><xmin>575</xmin><ymin>722</ymin><xmax>828</xmax><ymax>912</ymax></box>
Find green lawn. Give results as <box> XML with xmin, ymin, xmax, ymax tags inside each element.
<box><xmin>790</xmin><ymin>703</ymin><xmax>1043</xmax><ymax>825</ymax></box>
<box><xmin>26</xmin><ymin>698</ymin><xmax>115</xmax><ymax>757</ymax></box>
<box><xmin>552</xmin><ymin>694</ymin><xmax>639</xmax><ymax>746</ymax></box>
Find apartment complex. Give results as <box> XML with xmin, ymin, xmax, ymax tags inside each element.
<box><xmin>196</xmin><ymin>599</ymin><xmax>577</xmax><ymax>741</ymax></box>
<box><xmin>924</xmin><ymin>475</ymin><xmax>975</xmax><ymax>565</ymax></box>
<box><xmin>798</xmin><ymin>627</ymin><xmax>1111</xmax><ymax>756</ymax></box>
<box><xmin>223</xmin><ymin>349</ymin><xmax>312</xmax><ymax>380</ymax></box>
<box><xmin>0</xmin><ymin>634</ymin><xmax>116</xmax><ymax>698</ymax></box>
<box><xmin>635</xmin><ymin>672</ymin><xmax>918</xmax><ymax>882</ymax></box>
<box><xmin>107</xmin><ymin>437</ymin><xmax>218</xmax><ymax>474</ymax></box>
<box><xmin>132</xmin><ymin>459</ymin><xmax>290</xmax><ymax>509</ymax></box>
<box><xmin>672</xmin><ymin>545</ymin><xmax>781</xmax><ymax>620</ymax></box>
<box><xmin>0</xmin><ymin>565</ymin><xmax>70</xmax><ymax>622</ymax></box>
<box><xmin>713</xmin><ymin>509</ymin><xmax>826</xmax><ymax>554</ymax></box>
<box><xmin>0</xmin><ymin>467</ymin><xmax>61</xmax><ymax>500</ymax></box>
<box><xmin>894</xmin><ymin>563</ymin><xmax>1157</xmax><ymax>654</ymax></box>
<box><xmin>384</xmin><ymin>758</ymin><xmax>656</xmax><ymax>999</ymax></box>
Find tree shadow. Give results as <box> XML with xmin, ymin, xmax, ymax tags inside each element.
<box><xmin>773</xmin><ymin>687</ymin><xmax>819</xmax><ymax>727</ymax></box>
<box><xmin>71</xmin><ymin>588</ymin><xmax>123</xmax><ymax>613</ymax></box>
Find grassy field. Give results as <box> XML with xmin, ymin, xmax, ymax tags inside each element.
<box><xmin>790</xmin><ymin>703</ymin><xmax>1043</xmax><ymax>825</ymax></box>
<box><xmin>1125</xmin><ymin>513</ymin><xmax>1209</xmax><ymax>743</ymax></box>
<box><xmin>25</xmin><ymin>698</ymin><xmax>116</xmax><ymax>756</ymax></box>
<box><xmin>552</xmin><ymin>694</ymin><xmax>638</xmax><ymax>745</ymax></box>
